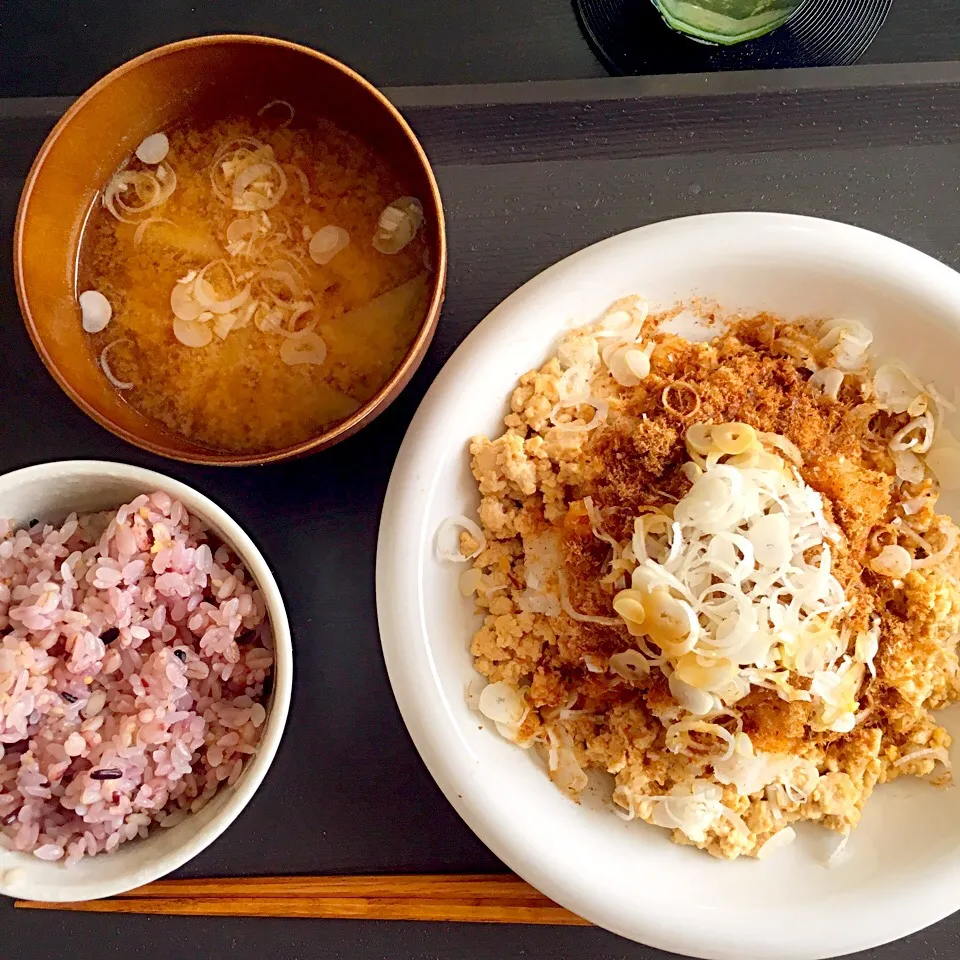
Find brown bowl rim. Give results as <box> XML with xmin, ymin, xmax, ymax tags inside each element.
<box><xmin>13</xmin><ymin>33</ymin><xmax>447</xmax><ymax>467</ymax></box>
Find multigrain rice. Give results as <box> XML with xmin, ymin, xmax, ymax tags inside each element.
<box><xmin>0</xmin><ymin>491</ymin><xmax>273</xmax><ymax>865</ymax></box>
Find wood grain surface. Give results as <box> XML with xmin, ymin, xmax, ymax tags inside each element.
<box><xmin>16</xmin><ymin>874</ymin><xmax>591</xmax><ymax>925</ymax></box>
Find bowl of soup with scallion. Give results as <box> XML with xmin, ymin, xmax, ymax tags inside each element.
<box><xmin>15</xmin><ymin>35</ymin><xmax>446</xmax><ymax>465</ymax></box>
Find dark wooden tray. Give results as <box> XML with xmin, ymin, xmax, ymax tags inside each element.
<box><xmin>4</xmin><ymin>62</ymin><xmax>960</xmax><ymax>960</ymax></box>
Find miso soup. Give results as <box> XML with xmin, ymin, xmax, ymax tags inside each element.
<box><xmin>78</xmin><ymin>101</ymin><xmax>431</xmax><ymax>453</ymax></box>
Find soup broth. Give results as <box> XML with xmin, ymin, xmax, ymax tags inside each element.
<box><xmin>78</xmin><ymin>105</ymin><xmax>431</xmax><ymax>453</ymax></box>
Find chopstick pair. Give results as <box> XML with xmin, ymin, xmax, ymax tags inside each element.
<box><xmin>15</xmin><ymin>873</ymin><xmax>591</xmax><ymax>925</ymax></box>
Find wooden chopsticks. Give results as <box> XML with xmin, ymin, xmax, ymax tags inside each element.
<box><xmin>15</xmin><ymin>873</ymin><xmax>590</xmax><ymax>925</ymax></box>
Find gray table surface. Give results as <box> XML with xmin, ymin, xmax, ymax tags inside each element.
<box><xmin>3</xmin><ymin>4</ymin><xmax>960</xmax><ymax>959</ymax></box>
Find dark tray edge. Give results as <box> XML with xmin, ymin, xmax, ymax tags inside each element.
<box><xmin>386</xmin><ymin>59</ymin><xmax>960</xmax><ymax>105</ymax></box>
<box><xmin>3</xmin><ymin>60</ymin><xmax>960</xmax><ymax>121</ymax></box>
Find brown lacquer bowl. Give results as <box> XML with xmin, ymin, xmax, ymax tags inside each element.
<box><xmin>14</xmin><ymin>35</ymin><xmax>446</xmax><ymax>466</ymax></box>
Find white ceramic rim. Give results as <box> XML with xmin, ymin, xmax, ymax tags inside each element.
<box><xmin>0</xmin><ymin>460</ymin><xmax>293</xmax><ymax>901</ymax></box>
<box><xmin>377</xmin><ymin>213</ymin><xmax>960</xmax><ymax>959</ymax></box>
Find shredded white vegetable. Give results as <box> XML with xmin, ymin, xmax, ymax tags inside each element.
<box><xmin>892</xmin><ymin>746</ymin><xmax>951</xmax><ymax>769</ymax></box>
<box><xmin>99</xmin><ymin>340</ymin><xmax>133</xmax><ymax>389</ymax></box>
<box><xmin>809</xmin><ymin>367</ymin><xmax>843</xmax><ymax>399</ymax></box>
<box><xmin>827</xmin><ymin>831</ymin><xmax>851</xmax><ymax>868</ymax></box>
<box><xmin>818</xmin><ymin>319</ymin><xmax>872</xmax><ymax>370</ymax></box>
<box><xmin>279</xmin><ymin>331</ymin><xmax>327</xmax><ymax>366</ymax></box>
<box><xmin>609</xmin><ymin>650</ymin><xmax>651</xmax><ymax>683</ymax></box>
<box><xmin>478</xmin><ymin>681</ymin><xmax>526</xmax><ymax>725</ymax></box>
<box><xmin>103</xmin><ymin>163</ymin><xmax>177</xmax><ymax>222</ymax></box>
<box><xmin>911</xmin><ymin>522</ymin><xmax>958</xmax><ymax>569</ymax></box>
<box><xmin>551</xmin><ymin>398</ymin><xmax>609</xmax><ymax>434</ymax></box>
<box><xmin>132</xmin><ymin>216</ymin><xmax>173</xmax><ymax>247</ymax></box>
<box><xmin>309</xmin><ymin>225</ymin><xmax>350</xmax><ymax>265</ymax></box>
<box><xmin>135</xmin><ymin>132</ymin><xmax>169</xmax><ymax>165</ymax></box>
<box><xmin>373</xmin><ymin>197</ymin><xmax>424</xmax><ymax>254</ymax></box>
<box><xmin>893</xmin><ymin>449</ymin><xmax>924</xmax><ymax>484</ymax></box>
<box><xmin>79</xmin><ymin>290</ymin><xmax>112</xmax><ymax>333</ymax></box>
<box><xmin>756</xmin><ymin>827</ymin><xmax>797</xmax><ymax>860</ymax></box>
<box><xmin>258</xmin><ymin>100</ymin><xmax>295</xmax><ymax>125</ymax></box>
<box><xmin>891</xmin><ymin>412</ymin><xmax>934</xmax><ymax>453</ymax></box>
<box><xmin>646</xmin><ymin>780</ymin><xmax>743</xmax><ymax>843</ymax></box>
<box><xmin>194</xmin><ymin>260</ymin><xmax>251</xmax><ymax>314</ymax></box>
<box><xmin>437</xmin><ymin>516</ymin><xmax>486</xmax><ymax>562</ymax></box>
<box><xmin>605</xmin><ymin>430</ymin><xmax>875</xmax><ymax>733</ymax></box>
<box><xmin>173</xmin><ymin>317</ymin><xmax>213</xmax><ymax>348</ymax></box>
<box><xmin>870</xmin><ymin>544</ymin><xmax>912</xmax><ymax>578</ymax></box>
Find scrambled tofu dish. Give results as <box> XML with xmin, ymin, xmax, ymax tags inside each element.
<box><xmin>445</xmin><ymin>298</ymin><xmax>960</xmax><ymax>860</ymax></box>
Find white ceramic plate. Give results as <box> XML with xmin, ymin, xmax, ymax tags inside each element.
<box><xmin>0</xmin><ymin>461</ymin><xmax>292</xmax><ymax>902</ymax></box>
<box><xmin>377</xmin><ymin>213</ymin><xmax>960</xmax><ymax>960</ymax></box>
